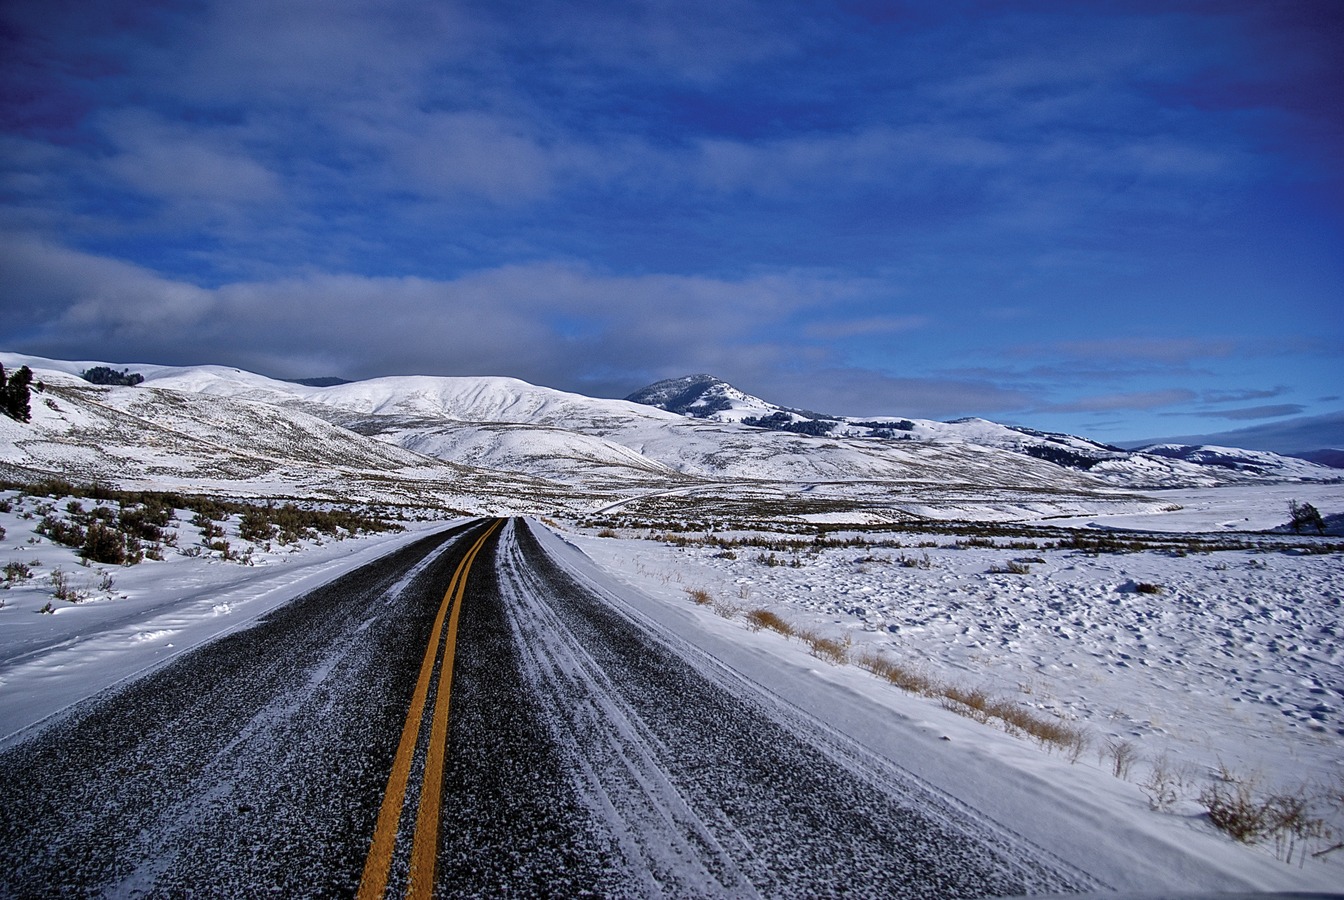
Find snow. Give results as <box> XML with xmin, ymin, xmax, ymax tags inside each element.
<box><xmin>1</xmin><ymin>499</ymin><xmax>1341</xmax><ymax>891</ymax></box>
<box><xmin>2</xmin><ymin>351</ymin><xmax>1341</xmax><ymax>891</ymax></box>
<box><xmin>554</xmin><ymin>514</ymin><xmax>1342</xmax><ymax>893</ymax></box>
<box><xmin>0</xmin><ymin>493</ymin><xmax>462</xmax><ymax>747</ymax></box>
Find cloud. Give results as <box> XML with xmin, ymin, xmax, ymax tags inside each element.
<box><xmin>99</xmin><ymin>110</ymin><xmax>283</xmax><ymax>206</ymax></box>
<box><xmin>1042</xmin><ymin>389</ymin><xmax>1198</xmax><ymax>415</ymax></box>
<box><xmin>802</xmin><ymin>315</ymin><xmax>928</xmax><ymax>341</ymax></box>
<box><xmin>1200</xmin><ymin>404</ymin><xmax>1305</xmax><ymax>421</ymax></box>
<box><xmin>0</xmin><ymin>236</ymin><xmax>1043</xmax><ymax>420</ymax></box>
<box><xmin>1031</xmin><ymin>338</ymin><xmax>1242</xmax><ymax>364</ymax></box>
<box><xmin>1202</xmin><ymin>386</ymin><xmax>1289</xmax><ymax>404</ymax></box>
<box><xmin>386</xmin><ymin>112</ymin><xmax>557</xmax><ymax>203</ymax></box>
<box><xmin>0</xmin><ymin>236</ymin><xmax>213</xmax><ymax>335</ymax></box>
<box><xmin>766</xmin><ymin>369</ymin><xmax>1032</xmax><ymax>420</ymax></box>
<box><xmin>0</xmin><ymin>235</ymin><xmax>821</xmax><ymax>384</ymax></box>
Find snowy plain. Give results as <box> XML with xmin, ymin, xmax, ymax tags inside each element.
<box><xmin>566</xmin><ymin>486</ymin><xmax>1344</xmax><ymax>894</ymax></box>
<box><xmin>1</xmin><ymin>488</ymin><xmax>1340</xmax><ymax>892</ymax></box>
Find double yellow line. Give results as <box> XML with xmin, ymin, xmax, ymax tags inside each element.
<box><xmin>358</xmin><ymin>518</ymin><xmax>504</xmax><ymax>900</ymax></box>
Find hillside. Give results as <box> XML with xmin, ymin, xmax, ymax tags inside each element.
<box><xmin>627</xmin><ymin>375</ymin><xmax>1341</xmax><ymax>489</ymax></box>
<box><xmin>0</xmin><ymin>359</ymin><xmax>567</xmax><ymax>514</ymax></box>
<box><xmin>4</xmin><ymin>354</ymin><xmax>1336</xmax><ymax>524</ymax></box>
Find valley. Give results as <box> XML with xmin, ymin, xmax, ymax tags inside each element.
<box><xmin>0</xmin><ymin>352</ymin><xmax>1341</xmax><ymax>895</ymax></box>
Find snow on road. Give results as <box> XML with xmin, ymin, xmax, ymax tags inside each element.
<box><xmin>0</xmin><ymin>491</ymin><xmax>463</xmax><ymax>745</ymax></box>
<box><xmin>2</xmin><ymin>477</ymin><xmax>1340</xmax><ymax>893</ymax></box>
<box><xmin>558</xmin><ymin>511</ymin><xmax>1342</xmax><ymax>894</ymax></box>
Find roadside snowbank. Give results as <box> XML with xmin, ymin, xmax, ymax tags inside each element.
<box><xmin>0</xmin><ymin>492</ymin><xmax>460</xmax><ymax>746</ymax></box>
<box><xmin>560</xmin><ymin>516</ymin><xmax>1342</xmax><ymax>893</ymax></box>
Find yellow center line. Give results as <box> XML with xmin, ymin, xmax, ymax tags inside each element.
<box><xmin>407</xmin><ymin>518</ymin><xmax>500</xmax><ymax>898</ymax></box>
<box><xmin>357</xmin><ymin>518</ymin><xmax>503</xmax><ymax>900</ymax></box>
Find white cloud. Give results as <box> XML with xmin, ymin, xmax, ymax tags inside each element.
<box><xmin>386</xmin><ymin>112</ymin><xmax>557</xmax><ymax>203</ymax></box>
<box><xmin>99</xmin><ymin>111</ymin><xmax>283</xmax><ymax>206</ymax></box>
<box><xmin>1043</xmin><ymin>389</ymin><xmax>1198</xmax><ymax>414</ymax></box>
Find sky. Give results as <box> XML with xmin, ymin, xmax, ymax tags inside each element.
<box><xmin>1</xmin><ymin>0</ymin><xmax>1341</xmax><ymax>447</ymax></box>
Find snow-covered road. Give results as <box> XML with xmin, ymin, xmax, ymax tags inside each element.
<box><xmin>0</xmin><ymin>517</ymin><xmax>1109</xmax><ymax>898</ymax></box>
<box><xmin>486</xmin><ymin>520</ymin><xmax>1100</xmax><ymax>897</ymax></box>
<box><xmin>0</xmin><ymin>524</ymin><xmax>472</xmax><ymax>897</ymax></box>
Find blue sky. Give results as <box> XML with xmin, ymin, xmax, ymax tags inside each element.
<box><xmin>1</xmin><ymin>0</ymin><xmax>1341</xmax><ymax>447</ymax></box>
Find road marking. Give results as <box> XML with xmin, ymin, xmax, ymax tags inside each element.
<box><xmin>358</xmin><ymin>519</ymin><xmax>503</xmax><ymax>900</ymax></box>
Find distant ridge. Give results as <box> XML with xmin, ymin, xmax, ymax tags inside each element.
<box><xmin>1286</xmin><ymin>449</ymin><xmax>1344</xmax><ymax>470</ymax></box>
<box><xmin>1123</xmin><ymin>410</ymin><xmax>1344</xmax><ymax>460</ymax></box>
<box><xmin>2</xmin><ymin>355</ymin><xmax>1337</xmax><ymax>509</ymax></box>
<box><xmin>626</xmin><ymin>373</ymin><xmax>1341</xmax><ymax>484</ymax></box>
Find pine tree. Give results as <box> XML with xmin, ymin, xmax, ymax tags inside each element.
<box><xmin>2</xmin><ymin>365</ymin><xmax>33</xmax><ymax>423</ymax></box>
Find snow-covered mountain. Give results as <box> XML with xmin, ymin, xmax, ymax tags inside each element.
<box><xmin>1137</xmin><ymin>443</ymin><xmax>1344</xmax><ymax>479</ymax></box>
<box><xmin>2</xmin><ymin>354</ymin><xmax>1337</xmax><ymax>523</ymax></box>
<box><xmin>0</xmin><ymin>356</ymin><xmax>564</xmax><ymax>514</ymax></box>
<box><xmin>627</xmin><ymin>375</ymin><xmax>1340</xmax><ymax>488</ymax></box>
<box><xmin>625</xmin><ymin>374</ymin><xmax>781</xmax><ymax>420</ymax></box>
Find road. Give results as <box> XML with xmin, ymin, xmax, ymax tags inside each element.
<box><xmin>0</xmin><ymin>518</ymin><xmax>1100</xmax><ymax>898</ymax></box>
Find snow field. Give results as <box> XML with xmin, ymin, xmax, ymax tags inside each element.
<box><xmin>0</xmin><ymin>488</ymin><xmax>459</xmax><ymax>743</ymax></box>
<box><xmin>568</xmin><ymin>523</ymin><xmax>1344</xmax><ymax>876</ymax></box>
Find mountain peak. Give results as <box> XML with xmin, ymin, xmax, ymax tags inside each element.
<box><xmin>626</xmin><ymin>375</ymin><xmax>758</xmax><ymax>417</ymax></box>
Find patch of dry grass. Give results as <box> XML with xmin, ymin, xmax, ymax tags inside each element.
<box><xmin>798</xmin><ymin>629</ymin><xmax>852</xmax><ymax>665</ymax></box>
<box><xmin>702</xmin><ymin>596</ymin><xmax>1092</xmax><ymax>758</ymax></box>
<box><xmin>1198</xmin><ymin>775</ymin><xmax>1331</xmax><ymax>862</ymax></box>
<box><xmin>684</xmin><ymin>587</ymin><xmax>713</xmax><ymax>606</ymax></box>
<box><xmin>744</xmin><ymin>608</ymin><xmax>794</xmax><ymax>637</ymax></box>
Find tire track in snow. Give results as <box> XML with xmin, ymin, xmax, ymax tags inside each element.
<box><xmin>0</xmin><ymin>524</ymin><xmax>474</xmax><ymax>898</ymax></box>
<box><xmin>488</xmin><ymin>519</ymin><xmax>1104</xmax><ymax>898</ymax></box>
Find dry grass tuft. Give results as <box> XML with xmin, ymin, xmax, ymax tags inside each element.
<box><xmin>941</xmin><ymin>684</ymin><xmax>994</xmax><ymax>723</ymax></box>
<box><xmin>855</xmin><ymin>651</ymin><xmax>938</xmax><ymax>695</ymax></box>
<box><xmin>684</xmin><ymin>587</ymin><xmax>713</xmax><ymax>606</ymax></box>
<box><xmin>745</xmin><ymin>608</ymin><xmax>794</xmax><ymax>637</ymax></box>
<box><xmin>690</xmin><ymin>587</ymin><xmax>1092</xmax><ymax>760</ymax></box>
<box><xmin>1199</xmin><ymin>778</ymin><xmax>1323</xmax><ymax>852</ymax></box>
<box><xmin>1101</xmin><ymin>737</ymin><xmax>1141</xmax><ymax>780</ymax></box>
<box><xmin>798</xmin><ymin>628</ymin><xmax>852</xmax><ymax>665</ymax></box>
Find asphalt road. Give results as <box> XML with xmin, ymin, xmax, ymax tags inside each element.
<box><xmin>0</xmin><ymin>517</ymin><xmax>1101</xmax><ymax>898</ymax></box>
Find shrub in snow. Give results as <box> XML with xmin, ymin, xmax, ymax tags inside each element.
<box><xmin>1288</xmin><ymin>499</ymin><xmax>1326</xmax><ymax>535</ymax></box>
<box><xmin>80</xmin><ymin>366</ymin><xmax>145</xmax><ymax>387</ymax></box>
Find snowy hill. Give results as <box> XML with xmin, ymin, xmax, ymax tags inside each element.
<box><xmin>625</xmin><ymin>374</ymin><xmax>780</xmax><ymax>420</ymax></box>
<box><xmin>627</xmin><ymin>375</ymin><xmax>1340</xmax><ymax>488</ymax></box>
<box><xmin>0</xmin><ymin>357</ymin><xmax>565</xmax><ymax>513</ymax></box>
<box><xmin>1139</xmin><ymin>443</ymin><xmax>1344</xmax><ymax>479</ymax></box>
<box><xmin>4</xmin><ymin>354</ymin><xmax>1336</xmax><ymax>523</ymax></box>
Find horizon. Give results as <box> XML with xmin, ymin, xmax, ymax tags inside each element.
<box><xmin>1</xmin><ymin>1</ymin><xmax>1340</xmax><ymax>446</ymax></box>
<box><xmin>7</xmin><ymin>349</ymin><xmax>1342</xmax><ymax>455</ymax></box>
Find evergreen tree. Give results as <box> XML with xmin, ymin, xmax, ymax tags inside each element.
<box><xmin>1</xmin><ymin>364</ymin><xmax>33</xmax><ymax>423</ymax></box>
<box><xmin>2</xmin><ymin>365</ymin><xmax>33</xmax><ymax>422</ymax></box>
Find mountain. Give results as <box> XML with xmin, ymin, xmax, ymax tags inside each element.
<box><xmin>3</xmin><ymin>354</ymin><xmax>1338</xmax><ymax>524</ymax></box>
<box><xmin>625</xmin><ymin>375</ymin><xmax>779</xmax><ymax>420</ymax></box>
<box><xmin>0</xmin><ymin>356</ymin><xmax>564</xmax><ymax>514</ymax></box>
<box><xmin>1123</xmin><ymin>410</ymin><xmax>1344</xmax><ymax>460</ymax></box>
<box><xmin>626</xmin><ymin>375</ymin><xmax>1341</xmax><ymax>489</ymax></box>
<box><xmin>1136</xmin><ymin>444</ymin><xmax>1341</xmax><ymax>480</ymax></box>
<box><xmin>1292</xmin><ymin>449</ymin><xmax>1344</xmax><ymax>470</ymax></box>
